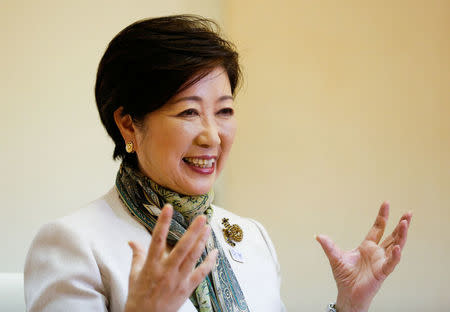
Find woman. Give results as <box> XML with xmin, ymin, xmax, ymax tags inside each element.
<box><xmin>24</xmin><ymin>15</ymin><xmax>412</xmax><ymax>312</ymax></box>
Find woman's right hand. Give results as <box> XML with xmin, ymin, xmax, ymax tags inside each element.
<box><xmin>125</xmin><ymin>204</ymin><xmax>218</xmax><ymax>312</ymax></box>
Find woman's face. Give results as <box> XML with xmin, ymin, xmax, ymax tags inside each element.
<box><xmin>134</xmin><ymin>67</ymin><xmax>237</xmax><ymax>195</ymax></box>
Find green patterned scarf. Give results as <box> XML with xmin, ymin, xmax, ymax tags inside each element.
<box><xmin>115</xmin><ymin>160</ymin><xmax>250</xmax><ymax>312</ymax></box>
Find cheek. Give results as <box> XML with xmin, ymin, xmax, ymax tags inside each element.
<box><xmin>222</xmin><ymin>119</ymin><xmax>237</xmax><ymax>150</ymax></box>
<box><xmin>136</xmin><ymin>122</ymin><xmax>182</xmax><ymax>167</ymax></box>
<box><xmin>160</xmin><ymin>122</ymin><xmax>197</xmax><ymax>162</ymax></box>
<box><xmin>218</xmin><ymin>120</ymin><xmax>237</xmax><ymax>167</ymax></box>
<box><xmin>136</xmin><ymin>132</ymin><xmax>158</xmax><ymax>171</ymax></box>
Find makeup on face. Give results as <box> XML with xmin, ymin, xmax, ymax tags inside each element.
<box><xmin>134</xmin><ymin>67</ymin><xmax>237</xmax><ymax>195</ymax></box>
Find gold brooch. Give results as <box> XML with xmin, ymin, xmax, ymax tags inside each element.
<box><xmin>222</xmin><ymin>218</ymin><xmax>243</xmax><ymax>247</ymax></box>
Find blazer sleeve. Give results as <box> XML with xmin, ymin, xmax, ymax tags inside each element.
<box><xmin>248</xmin><ymin>219</ymin><xmax>287</xmax><ymax>312</ymax></box>
<box><xmin>24</xmin><ymin>220</ymin><xmax>109</xmax><ymax>312</ymax></box>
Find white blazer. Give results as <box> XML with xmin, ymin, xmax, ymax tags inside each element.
<box><xmin>24</xmin><ymin>188</ymin><xmax>285</xmax><ymax>312</ymax></box>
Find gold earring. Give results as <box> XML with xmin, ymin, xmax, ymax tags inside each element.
<box><xmin>125</xmin><ymin>141</ymin><xmax>134</xmax><ymax>153</ymax></box>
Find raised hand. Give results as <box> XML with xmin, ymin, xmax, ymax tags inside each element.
<box><xmin>125</xmin><ymin>204</ymin><xmax>218</xmax><ymax>312</ymax></box>
<box><xmin>316</xmin><ymin>202</ymin><xmax>412</xmax><ymax>312</ymax></box>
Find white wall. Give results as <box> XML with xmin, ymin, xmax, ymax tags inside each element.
<box><xmin>0</xmin><ymin>0</ymin><xmax>223</xmax><ymax>272</ymax></box>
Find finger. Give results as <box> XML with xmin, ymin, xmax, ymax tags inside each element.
<box><xmin>380</xmin><ymin>235</ymin><xmax>394</xmax><ymax>250</ymax></box>
<box><xmin>380</xmin><ymin>212</ymin><xmax>412</xmax><ymax>249</ymax></box>
<box><xmin>128</xmin><ymin>241</ymin><xmax>146</xmax><ymax>283</ymax></box>
<box><xmin>404</xmin><ymin>211</ymin><xmax>413</xmax><ymax>227</ymax></box>
<box><xmin>179</xmin><ymin>225</ymin><xmax>210</xmax><ymax>276</ymax></box>
<box><xmin>380</xmin><ymin>224</ymin><xmax>399</xmax><ymax>250</ymax></box>
<box><xmin>315</xmin><ymin>234</ymin><xmax>342</xmax><ymax>265</ymax></box>
<box><xmin>189</xmin><ymin>249</ymin><xmax>218</xmax><ymax>288</ymax></box>
<box><xmin>393</xmin><ymin>212</ymin><xmax>413</xmax><ymax>236</ymax></box>
<box><xmin>146</xmin><ymin>204</ymin><xmax>173</xmax><ymax>265</ymax></box>
<box><xmin>166</xmin><ymin>214</ymin><xmax>207</xmax><ymax>268</ymax></box>
<box><xmin>365</xmin><ymin>202</ymin><xmax>389</xmax><ymax>244</ymax></box>
<box><xmin>382</xmin><ymin>245</ymin><xmax>401</xmax><ymax>277</ymax></box>
<box><xmin>395</xmin><ymin>219</ymin><xmax>409</xmax><ymax>250</ymax></box>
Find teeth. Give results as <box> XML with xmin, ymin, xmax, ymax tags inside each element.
<box><xmin>184</xmin><ymin>157</ymin><xmax>215</xmax><ymax>168</ymax></box>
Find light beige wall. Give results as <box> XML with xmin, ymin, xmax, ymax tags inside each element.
<box><xmin>2</xmin><ymin>1</ymin><xmax>449</xmax><ymax>311</ymax></box>
<box><xmin>0</xmin><ymin>0</ymin><xmax>224</xmax><ymax>272</ymax></box>
<box><xmin>224</xmin><ymin>1</ymin><xmax>449</xmax><ymax>311</ymax></box>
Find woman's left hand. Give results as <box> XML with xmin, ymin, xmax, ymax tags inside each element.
<box><xmin>316</xmin><ymin>202</ymin><xmax>412</xmax><ymax>312</ymax></box>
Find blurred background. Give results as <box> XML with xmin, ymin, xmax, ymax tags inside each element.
<box><xmin>1</xmin><ymin>0</ymin><xmax>449</xmax><ymax>311</ymax></box>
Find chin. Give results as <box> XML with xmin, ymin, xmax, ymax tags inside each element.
<box><xmin>185</xmin><ymin>185</ymin><xmax>213</xmax><ymax>196</ymax></box>
<box><xmin>181</xmin><ymin>179</ymin><xmax>215</xmax><ymax>196</ymax></box>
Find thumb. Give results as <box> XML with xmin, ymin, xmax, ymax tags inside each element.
<box><xmin>315</xmin><ymin>234</ymin><xmax>341</xmax><ymax>266</ymax></box>
<box><xmin>128</xmin><ymin>241</ymin><xmax>146</xmax><ymax>283</ymax></box>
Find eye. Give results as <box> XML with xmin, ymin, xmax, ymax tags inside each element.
<box><xmin>217</xmin><ymin>108</ymin><xmax>234</xmax><ymax>116</ymax></box>
<box><xmin>178</xmin><ymin>108</ymin><xmax>199</xmax><ymax>117</ymax></box>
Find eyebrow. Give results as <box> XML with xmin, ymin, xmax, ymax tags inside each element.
<box><xmin>171</xmin><ymin>95</ymin><xmax>234</xmax><ymax>104</ymax></box>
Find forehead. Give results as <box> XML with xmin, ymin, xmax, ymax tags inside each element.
<box><xmin>173</xmin><ymin>67</ymin><xmax>232</xmax><ymax>100</ymax></box>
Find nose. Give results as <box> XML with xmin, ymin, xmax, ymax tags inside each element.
<box><xmin>195</xmin><ymin>119</ymin><xmax>221</xmax><ymax>148</ymax></box>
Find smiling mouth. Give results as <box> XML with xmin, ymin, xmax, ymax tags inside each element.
<box><xmin>182</xmin><ymin>157</ymin><xmax>216</xmax><ymax>168</ymax></box>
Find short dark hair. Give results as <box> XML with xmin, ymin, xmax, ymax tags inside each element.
<box><xmin>95</xmin><ymin>15</ymin><xmax>241</xmax><ymax>161</ymax></box>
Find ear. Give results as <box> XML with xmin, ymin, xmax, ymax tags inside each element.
<box><xmin>113</xmin><ymin>107</ymin><xmax>136</xmax><ymax>145</ymax></box>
